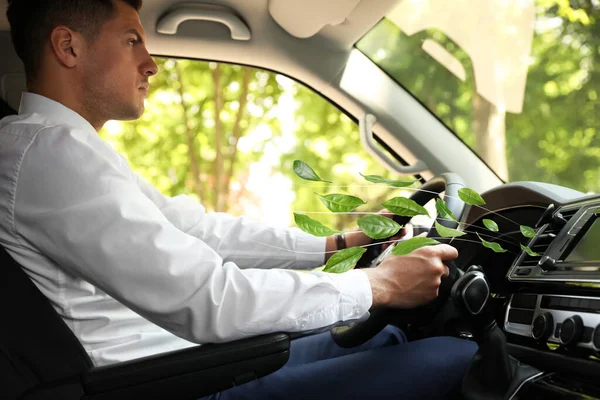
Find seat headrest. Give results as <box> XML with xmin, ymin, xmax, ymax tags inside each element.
<box><xmin>1</xmin><ymin>72</ymin><xmax>26</xmax><ymax>111</ymax></box>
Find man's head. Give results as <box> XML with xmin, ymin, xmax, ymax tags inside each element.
<box><xmin>6</xmin><ymin>0</ymin><xmax>158</xmax><ymax>129</ymax></box>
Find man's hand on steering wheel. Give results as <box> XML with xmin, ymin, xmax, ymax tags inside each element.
<box><xmin>330</xmin><ymin>173</ymin><xmax>467</xmax><ymax>348</ymax></box>
<box><xmin>362</xmin><ymin>244</ymin><xmax>457</xmax><ymax>309</ymax></box>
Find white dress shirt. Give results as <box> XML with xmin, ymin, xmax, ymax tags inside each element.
<box><xmin>0</xmin><ymin>93</ymin><xmax>372</xmax><ymax>367</ymax></box>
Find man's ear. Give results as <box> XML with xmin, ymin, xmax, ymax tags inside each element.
<box><xmin>49</xmin><ymin>26</ymin><xmax>85</xmax><ymax>68</ymax></box>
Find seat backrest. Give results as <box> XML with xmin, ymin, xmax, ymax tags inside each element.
<box><xmin>0</xmin><ymin>245</ymin><xmax>93</xmax><ymax>399</ymax></box>
<box><xmin>1</xmin><ymin>96</ymin><xmax>17</xmax><ymax>117</ymax></box>
<box><xmin>0</xmin><ymin>97</ymin><xmax>94</xmax><ymax>398</ymax></box>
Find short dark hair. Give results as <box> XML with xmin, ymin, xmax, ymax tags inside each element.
<box><xmin>6</xmin><ymin>0</ymin><xmax>143</xmax><ymax>81</ymax></box>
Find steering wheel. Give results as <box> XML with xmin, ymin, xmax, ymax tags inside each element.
<box><xmin>331</xmin><ymin>173</ymin><xmax>467</xmax><ymax>347</ymax></box>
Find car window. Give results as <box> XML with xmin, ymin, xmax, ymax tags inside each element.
<box><xmin>356</xmin><ymin>0</ymin><xmax>599</xmax><ymax>193</ymax></box>
<box><xmin>99</xmin><ymin>58</ymin><xmax>417</xmax><ymax>230</ymax></box>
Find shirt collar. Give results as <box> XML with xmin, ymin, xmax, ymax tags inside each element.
<box><xmin>19</xmin><ymin>92</ymin><xmax>97</xmax><ymax>133</ymax></box>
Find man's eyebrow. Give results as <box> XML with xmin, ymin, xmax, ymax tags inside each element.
<box><xmin>125</xmin><ymin>28</ymin><xmax>145</xmax><ymax>44</ymax></box>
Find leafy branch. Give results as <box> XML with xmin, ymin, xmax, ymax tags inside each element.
<box><xmin>292</xmin><ymin>160</ymin><xmax>540</xmax><ymax>273</ymax></box>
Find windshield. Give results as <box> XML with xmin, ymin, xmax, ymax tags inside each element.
<box><xmin>356</xmin><ymin>0</ymin><xmax>599</xmax><ymax>193</ymax></box>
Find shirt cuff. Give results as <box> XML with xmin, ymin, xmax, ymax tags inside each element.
<box><xmin>329</xmin><ymin>269</ymin><xmax>373</xmax><ymax>321</ymax></box>
<box><xmin>294</xmin><ymin>229</ymin><xmax>327</xmax><ymax>267</ymax></box>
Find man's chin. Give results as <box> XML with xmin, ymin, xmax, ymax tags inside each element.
<box><xmin>112</xmin><ymin>105</ymin><xmax>144</xmax><ymax>121</ymax></box>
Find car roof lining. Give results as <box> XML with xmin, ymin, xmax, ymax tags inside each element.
<box><xmin>0</xmin><ymin>0</ymin><xmax>396</xmax><ymax>111</ymax></box>
<box><xmin>0</xmin><ymin>0</ymin><xmax>397</xmax><ymax>47</ymax></box>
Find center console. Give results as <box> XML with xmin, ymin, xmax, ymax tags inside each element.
<box><xmin>499</xmin><ymin>199</ymin><xmax>600</xmax><ymax>398</ymax></box>
<box><xmin>505</xmin><ymin>293</ymin><xmax>600</xmax><ymax>351</ymax></box>
<box><xmin>505</xmin><ymin>199</ymin><xmax>600</xmax><ymax>346</ymax></box>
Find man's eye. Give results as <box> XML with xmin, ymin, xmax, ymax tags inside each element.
<box><xmin>128</xmin><ymin>39</ymin><xmax>137</xmax><ymax>46</ymax></box>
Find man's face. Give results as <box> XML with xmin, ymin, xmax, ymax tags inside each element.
<box><xmin>80</xmin><ymin>1</ymin><xmax>157</xmax><ymax>122</ymax></box>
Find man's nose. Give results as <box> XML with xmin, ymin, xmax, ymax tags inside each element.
<box><xmin>142</xmin><ymin>50</ymin><xmax>158</xmax><ymax>77</ymax></box>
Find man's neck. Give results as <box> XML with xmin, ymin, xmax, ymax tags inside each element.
<box><xmin>27</xmin><ymin>81</ymin><xmax>104</xmax><ymax>132</ymax></box>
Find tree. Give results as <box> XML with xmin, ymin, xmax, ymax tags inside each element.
<box><xmin>356</xmin><ymin>0</ymin><xmax>600</xmax><ymax>192</ymax></box>
<box><xmin>101</xmin><ymin>58</ymin><xmax>414</xmax><ymax>227</ymax></box>
<box><xmin>100</xmin><ymin>59</ymin><xmax>284</xmax><ymax>214</ymax></box>
<box><xmin>507</xmin><ymin>0</ymin><xmax>600</xmax><ymax>191</ymax></box>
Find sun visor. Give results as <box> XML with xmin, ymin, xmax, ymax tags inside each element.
<box><xmin>268</xmin><ymin>0</ymin><xmax>361</xmax><ymax>38</ymax></box>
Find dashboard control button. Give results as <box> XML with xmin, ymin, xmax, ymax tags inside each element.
<box><xmin>512</xmin><ymin>294</ymin><xmax>537</xmax><ymax>309</ymax></box>
<box><xmin>593</xmin><ymin>325</ymin><xmax>600</xmax><ymax>350</ymax></box>
<box><xmin>559</xmin><ymin>315</ymin><xmax>584</xmax><ymax>346</ymax></box>
<box><xmin>569</xmin><ymin>298</ymin><xmax>581</xmax><ymax>309</ymax></box>
<box><xmin>508</xmin><ymin>309</ymin><xmax>535</xmax><ymax>325</ymax></box>
<box><xmin>558</xmin><ymin>297</ymin><xmax>570</xmax><ymax>308</ymax></box>
<box><xmin>516</xmin><ymin>268</ymin><xmax>532</xmax><ymax>276</ymax></box>
<box><xmin>555</xmin><ymin>323</ymin><xmax>562</xmax><ymax>338</ymax></box>
<box><xmin>580</xmin><ymin>299</ymin><xmax>591</xmax><ymax>310</ymax></box>
<box><xmin>532</xmin><ymin>313</ymin><xmax>554</xmax><ymax>341</ymax></box>
<box><xmin>546</xmin><ymin>296</ymin><xmax>559</xmax><ymax>308</ymax></box>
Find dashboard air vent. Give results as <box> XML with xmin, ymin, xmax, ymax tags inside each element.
<box><xmin>519</xmin><ymin>208</ymin><xmax>578</xmax><ymax>267</ymax></box>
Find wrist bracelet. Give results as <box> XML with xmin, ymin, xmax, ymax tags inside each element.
<box><xmin>334</xmin><ymin>233</ymin><xmax>347</xmax><ymax>250</ymax></box>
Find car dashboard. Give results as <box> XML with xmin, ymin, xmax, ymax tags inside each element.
<box><xmin>454</xmin><ymin>181</ymin><xmax>600</xmax><ymax>398</ymax></box>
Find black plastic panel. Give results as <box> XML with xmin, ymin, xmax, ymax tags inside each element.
<box><xmin>83</xmin><ymin>333</ymin><xmax>290</xmax><ymax>398</ymax></box>
<box><xmin>509</xmin><ymin>343</ymin><xmax>600</xmax><ymax>378</ymax></box>
<box><xmin>512</xmin><ymin>294</ymin><xmax>537</xmax><ymax>309</ymax></box>
<box><xmin>84</xmin><ymin>353</ymin><xmax>289</xmax><ymax>400</ymax></box>
<box><xmin>541</xmin><ymin>296</ymin><xmax>600</xmax><ymax>314</ymax></box>
<box><xmin>508</xmin><ymin>309</ymin><xmax>535</xmax><ymax>325</ymax></box>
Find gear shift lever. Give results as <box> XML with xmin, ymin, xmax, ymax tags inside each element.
<box><xmin>451</xmin><ymin>266</ymin><xmax>542</xmax><ymax>400</ymax></box>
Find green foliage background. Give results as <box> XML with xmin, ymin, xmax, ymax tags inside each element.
<box><xmin>100</xmin><ymin>59</ymin><xmax>407</xmax><ymax>230</ymax></box>
<box><xmin>357</xmin><ymin>0</ymin><xmax>599</xmax><ymax>191</ymax></box>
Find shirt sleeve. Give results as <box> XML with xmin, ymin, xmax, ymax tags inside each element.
<box><xmin>13</xmin><ymin>127</ymin><xmax>372</xmax><ymax>344</ymax></box>
<box><xmin>131</xmin><ymin>172</ymin><xmax>325</xmax><ymax>270</ymax></box>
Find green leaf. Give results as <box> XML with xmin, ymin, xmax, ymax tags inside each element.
<box><xmin>360</xmin><ymin>173</ymin><xmax>416</xmax><ymax>188</ymax></box>
<box><xmin>520</xmin><ymin>244</ymin><xmax>540</xmax><ymax>257</ymax></box>
<box><xmin>323</xmin><ymin>247</ymin><xmax>367</xmax><ymax>273</ymax></box>
<box><xmin>382</xmin><ymin>197</ymin><xmax>429</xmax><ymax>218</ymax></box>
<box><xmin>293</xmin><ymin>213</ymin><xmax>340</xmax><ymax>237</ymax></box>
<box><xmin>392</xmin><ymin>237</ymin><xmax>440</xmax><ymax>256</ymax></box>
<box><xmin>357</xmin><ymin>215</ymin><xmax>403</xmax><ymax>239</ymax></box>
<box><xmin>316</xmin><ymin>193</ymin><xmax>366</xmax><ymax>213</ymax></box>
<box><xmin>293</xmin><ymin>160</ymin><xmax>331</xmax><ymax>183</ymax></box>
<box><xmin>482</xmin><ymin>219</ymin><xmax>499</xmax><ymax>232</ymax></box>
<box><xmin>435</xmin><ymin>198</ymin><xmax>457</xmax><ymax>223</ymax></box>
<box><xmin>434</xmin><ymin>221</ymin><xmax>466</xmax><ymax>238</ymax></box>
<box><xmin>477</xmin><ymin>233</ymin><xmax>507</xmax><ymax>253</ymax></box>
<box><xmin>458</xmin><ymin>188</ymin><xmax>486</xmax><ymax>206</ymax></box>
<box><xmin>520</xmin><ymin>225</ymin><xmax>536</xmax><ymax>238</ymax></box>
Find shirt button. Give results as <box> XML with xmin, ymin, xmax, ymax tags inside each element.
<box><xmin>300</xmin><ymin>321</ymin><xmax>306</xmax><ymax>329</ymax></box>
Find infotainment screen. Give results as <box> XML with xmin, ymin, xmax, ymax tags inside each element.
<box><xmin>564</xmin><ymin>216</ymin><xmax>600</xmax><ymax>263</ymax></box>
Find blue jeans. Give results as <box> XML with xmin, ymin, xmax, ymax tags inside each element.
<box><xmin>204</xmin><ymin>325</ymin><xmax>477</xmax><ymax>399</ymax></box>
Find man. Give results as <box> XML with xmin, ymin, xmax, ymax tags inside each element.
<box><xmin>0</xmin><ymin>0</ymin><xmax>476</xmax><ymax>398</ymax></box>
